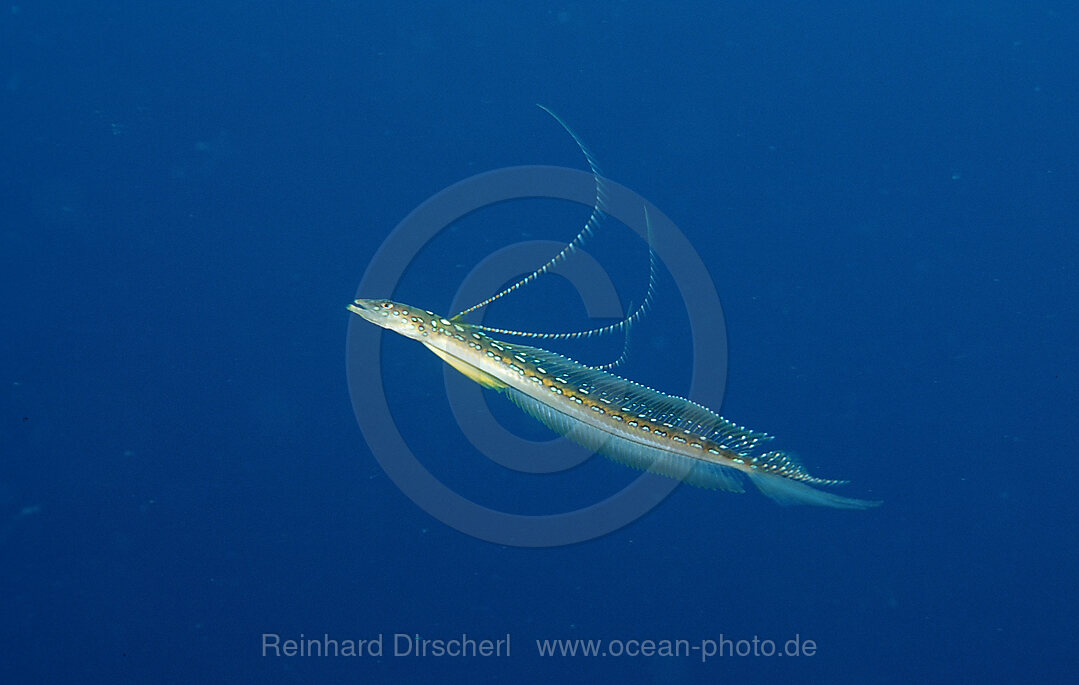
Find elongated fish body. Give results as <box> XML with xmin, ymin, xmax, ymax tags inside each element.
<box><xmin>349</xmin><ymin>298</ymin><xmax>879</xmax><ymax>509</ymax></box>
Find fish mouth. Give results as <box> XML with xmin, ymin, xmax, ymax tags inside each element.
<box><xmin>346</xmin><ymin>298</ymin><xmax>386</xmax><ymax>324</ymax></box>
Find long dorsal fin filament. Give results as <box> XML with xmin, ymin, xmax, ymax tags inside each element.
<box><xmin>451</xmin><ymin>108</ymin><xmax>659</xmax><ymax>370</ymax></box>
<box><xmin>464</xmin><ymin>206</ymin><xmax>657</xmax><ymax>344</ymax></box>
<box><xmin>452</xmin><ymin>105</ymin><xmax>608</xmax><ymax>321</ymax></box>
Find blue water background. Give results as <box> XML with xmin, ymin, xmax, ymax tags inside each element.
<box><xmin>2</xmin><ymin>2</ymin><xmax>1076</xmax><ymax>682</ymax></box>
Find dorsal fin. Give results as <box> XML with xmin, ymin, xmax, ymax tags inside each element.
<box><xmin>462</xmin><ymin>206</ymin><xmax>658</xmax><ymax>373</ymax></box>
<box><xmin>451</xmin><ymin>107</ymin><xmax>659</xmax><ymax>370</ymax></box>
<box><xmin>452</xmin><ymin>104</ymin><xmax>608</xmax><ymax>321</ymax></box>
<box><xmin>587</xmin><ymin>303</ymin><xmax>637</xmax><ymax>372</ymax></box>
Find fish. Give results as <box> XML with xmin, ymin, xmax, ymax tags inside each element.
<box><xmin>348</xmin><ymin>298</ymin><xmax>880</xmax><ymax>509</ymax></box>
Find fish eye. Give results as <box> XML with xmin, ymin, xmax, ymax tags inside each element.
<box><xmin>381</xmin><ymin>302</ymin><xmax>392</xmax><ymax>309</ymax></box>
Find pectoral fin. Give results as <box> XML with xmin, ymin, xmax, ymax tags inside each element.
<box><xmin>423</xmin><ymin>342</ymin><xmax>507</xmax><ymax>390</ymax></box>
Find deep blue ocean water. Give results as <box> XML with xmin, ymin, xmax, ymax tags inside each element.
<box><xmin>3</xmin><ymin>2</ymin><xmax>1076</xmax><ymax>682</ymax></box>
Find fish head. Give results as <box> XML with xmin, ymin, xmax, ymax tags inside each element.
<box><xmin>347</xmin><ymin>298</ymin><xmax>440</xmax><ymax>342</ymax></box>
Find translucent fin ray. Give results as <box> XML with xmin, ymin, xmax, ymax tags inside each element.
<box><xmin>503</xmin><ymin>387</ymin><xmax>746</xmax><ymax>493</ymax></box>
<box><xmin>506</xmin><ymin>384</ymin><xmax>879</xmax><ymax>507</ymax></box>
<box><xmin>484</xmin><ymin>335</ymin><xmax>775</xmax><ymax>455</ymax></box>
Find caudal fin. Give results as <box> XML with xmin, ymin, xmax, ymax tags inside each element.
<box><xmin>747</xmin><ymin>471</ymin><xmax>882</xmax><ymax>509</ymax></box>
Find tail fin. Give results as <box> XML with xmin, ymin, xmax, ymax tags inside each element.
<box><xmin>747</xmin><ymin>471</ymin><xmax>882</xmax><ymax>509</ymax></box>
